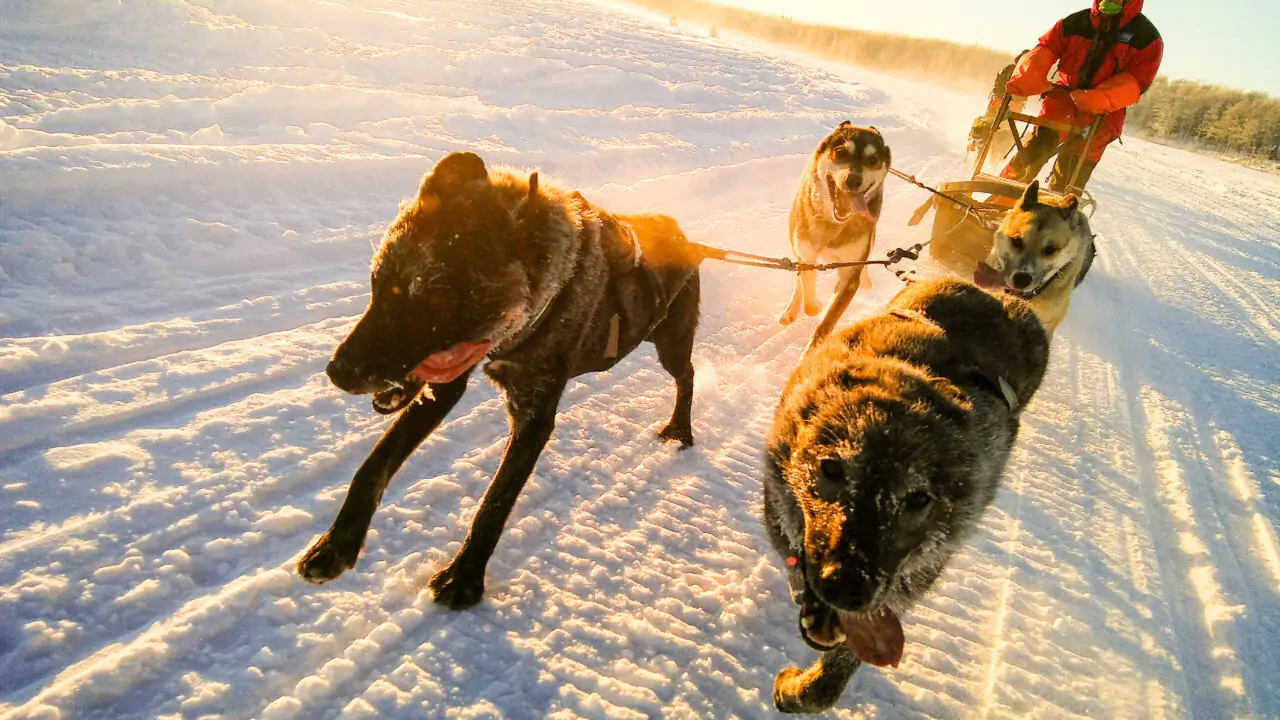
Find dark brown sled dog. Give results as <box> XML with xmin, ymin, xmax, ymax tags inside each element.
<box><xmin>297</xmin><ymin>152</ymin><xmax>703</xmax><ymax>608</ymax></box>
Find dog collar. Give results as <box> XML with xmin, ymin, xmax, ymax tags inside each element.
<box><xmin>516</xmin><ymin>285</ymin><xmax>565</xmax><ymax>348</ymax></box>
<box><xmin>889</xmin><ymin>309</ymin><xmax>1019</xmax><ymax>412</ymax></box>
<box><xmin>971</xmin><ymin>370</ymin><xmax>1020</xmax><ymax>412</ymax></box>
<box><xmin>619</xmin><ymin>219</ymin><xmax>643</xmax><ymax>268</ymax></box>
<box><xmin>995</xmin><ymin>375</ymin><xmax>1020</xmax><ymax>412</ymax></box>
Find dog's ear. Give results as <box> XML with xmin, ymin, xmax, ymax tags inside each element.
<box><xmin>427</xmin><ymin>152</ymin><xmax>489</xmax><ymax>196</ymax></box>
<box><xmin>527</xmin><ymin>172</ymin><xmax>539</xmax><ymax>203</ymax></box>
<box><xmin>926</xmin><ymin>377</ymin><xmax>971</xmax><ymax>422</ymax></box>
<box><xmin>1059</xmin><ymin>193</ymin><xmax>1079</xmax><ymax>217</ymax></box>
<box><xmin>839</xmin><ymin>120</ymin><xmax>852</xmax><ymax>128</ymax></box>
<box><xmin>1017</xmin><ymin>180</ymin><xmax>1040</xmax><ymax>209</ymax></box>
<box><xmin>868</xmin><ymin>125</ymin><xmax>880</xmax><ymax>135</ymax></box>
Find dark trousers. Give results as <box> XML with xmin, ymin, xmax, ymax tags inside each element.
<box><xmin>1006</xmin><ymin>126</ymin><xmax>1099</xmax><ymax>193</ymax></box>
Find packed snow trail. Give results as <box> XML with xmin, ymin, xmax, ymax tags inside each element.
<box><xmin>1</xmin><ymin>0</ymin><xmax>1278</xmax><ymax>718</ymax></box>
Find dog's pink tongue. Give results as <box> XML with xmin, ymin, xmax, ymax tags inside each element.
<box><xmin>833</xmin><ymin>190</ymin><xmax>870</xmax><ymax>223</ymax></box>
<box><xmin>847</xmin><ymin>191</ymin><xmax>870</xmax><ymax>218</ymax></box>
<box><xmin>973</xmin><ymin>261</ymin><xmax>1007</xmax><ymax>290</ymax></box>
<box><xmin>837</xmin><ymin>608</ymin><xmax>904</xmax><ymax>668</ymax></box>
<box><xmin>412</xmin><ymin>341</ymin><xmax>491</xmax><ymax>383</ymax></box>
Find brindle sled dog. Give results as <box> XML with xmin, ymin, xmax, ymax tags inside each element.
<box><xmin>298</xmin><ymin>152</ymin><xmax>703</xmax><ymax>608</ymax></box>
<box><xmin>763</xmin><ymin>278</ymin><xmax>1050</xmax><ymax>712</ymax></box>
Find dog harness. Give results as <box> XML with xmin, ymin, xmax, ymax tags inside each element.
<box><xmin>596</xmin><ymin>211</ymin><xmax>672</xmax><ymax>363</ymax></box>
<box><xmin>602</xmin><ymin>217</ymin><xmax>644</xmax><ymax>360</ymax></box>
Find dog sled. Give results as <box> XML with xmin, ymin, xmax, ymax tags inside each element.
<box><xmin>907</xmin><ymin>94</ymin><xmax>1103</xmax><ymax>278</ymax></box>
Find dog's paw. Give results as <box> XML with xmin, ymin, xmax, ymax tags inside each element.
<box><xmin>429</xmin><ymin>560</ymin><xmax>485</xmax><ymax>610</ymax></box>
<box><xmin>773</xmin><ymin>651</ymin><xmax>859</xmax><ymax>713</ymax></box>
<box><xmin>658</xmin><ymin>422</ymin><xmax>694</xmax><ymax>449</ymax></box>
<box><xmin>296</xmin><ymin>532</ymin><xmax>361</xmax><ymax>585</ymax></box>
<box><xmin>804</xmin><ymin>302</ymin><xmax>823</xmax><ymax>317</ymax></box>
<box><xmin>777</xmin><ymin>307</ymin><xmax>800</xmax><ymax>326</ymax></box>
<box><xmin>774</xmin><ymin>665</ymin><xmax>830</xmax><ymax>714</ymax></box>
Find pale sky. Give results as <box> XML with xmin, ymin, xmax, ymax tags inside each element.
<box><xmin>709</xmin><ymin>0</ymin><xmax>1279</xmax><ymax>96</ymax></box>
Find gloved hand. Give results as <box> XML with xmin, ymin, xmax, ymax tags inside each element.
<box><xmin>1006</xmin><ymin>74</ymin><xmax>1053</xmax><ymax>98</ymax></box>
<box><xmin>1070</xmin><ymin>89</ymin><xmax>1110</xmax><ymax>115</ymax></box>
<box><xmin>1045</xmin><ymin>86</ymin><xmax>1076</xmax><ymax>105</ymax></box>
<box><xmin>1071</xmin><ymin>73</ymin><xmax>1142</xmax><ymax>115</ymax></box>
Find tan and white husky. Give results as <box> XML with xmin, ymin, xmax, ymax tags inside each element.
<box><xmin>779</xmin><ymin>122</ymin><xmax>891</xmax><ymax>351</ymax></box>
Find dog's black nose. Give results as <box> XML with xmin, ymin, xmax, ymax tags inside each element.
<box><xmin>812</xmin><ymin>563</ymin><xmax>875</xmax><ymax>611</ymax></box>
<box><xmin>326</xmin><ymin>356</ymin><xmax>366</xmax><ymax>393</ymax></box>
<box><xmin>844</xmin><ymin>174</ymin><xmax>863</xmax><ymax>192</ymax></box>
<box><xmin>1011</xmin><ymin>272</ymin><xmax>1033</xmax><ymax>290</ymax></box>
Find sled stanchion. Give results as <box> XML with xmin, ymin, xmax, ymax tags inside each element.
<box><xmin>1066</xmin><ymin>116</ymin><xmax>1106</xmax><ymax>195</ymax></box>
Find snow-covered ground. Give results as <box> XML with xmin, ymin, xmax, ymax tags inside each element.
<box><xmin>2</xmin><ymin>0</ymin><xmax>1278</xmax><ymax>717</ymax></box>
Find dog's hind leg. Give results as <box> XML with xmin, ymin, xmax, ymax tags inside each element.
<box><xmin>297</xmin><ymin>371</ymin><xmax>472</xmax><ymax>585</ymax></box>
<box><xmin>773</xmin><ymin>646</ymin><xmax>861</xmax><ymax>714</ymax></box>
<box><xmin>651</xmin><ymin>276</ymin><xmax>700</xmax><ymax>448</ymax></box>
<box><xmin>429</xmin><ymin>377</ymin><xmax>568</xmax><ymax>609</ymax></box>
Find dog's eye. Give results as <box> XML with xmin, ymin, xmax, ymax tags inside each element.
<box><xmin>815</xmin><ymin>458</ymin><xmax>847</xmax><ymax>500</ymax></box>
<box><xmin>864</xmin><ymin>158</ymin><xmax>881</xmax><ymax>170</ymax></box>
<box><xmin>1042</xmin><ymin>245</ymin><xmax>1057</xmax><ymax>256</ymax></box>
<box><xmin>902</xmin><ymin>491</ymin><xmax>932</xmax><ymax>511</ymax></box>
<box><xmin>1009</xmin><ymin>236</ymin><xmax>1025</xmax><ymax>251</ymax></box>
<box><xmin>819</xmin><ymin>459</ymin><xmax>846</xmax><ymax>483</ymax></box>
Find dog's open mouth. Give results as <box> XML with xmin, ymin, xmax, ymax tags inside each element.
<box><xmin>826</xmin><ymin>174</ymin><xmax>870</xmax><ymax>224</ymax></box>
<box><xmin>366</xmin><ymin>341</ymin><xmax>492</xmax><ymax>416</ymax></box>
<box><xmin>371</xmin><ymin>377</ymin><xmax>426</xmax><ymax>415</ymax></box>
<box><xmin>836</xmin><ymin>607</ymin><xmax>905</xmax><ymax>668</ymax></box>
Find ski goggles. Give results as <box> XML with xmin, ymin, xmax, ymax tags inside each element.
<box><xmin>1097</xmin><ymin>0</ymin><xmax>1125</xmax><ymax>15</ymax></box>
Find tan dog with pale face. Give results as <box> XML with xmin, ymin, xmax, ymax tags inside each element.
<box><xmin>974</xmin><ymin>180</ymin><xmax>1095</xmax><ymax>332</ymax></box>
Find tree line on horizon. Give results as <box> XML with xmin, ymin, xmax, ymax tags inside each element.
<box><xmin>638</xmin><ymin>0</ymin><xmax>1280</xmax><ymax>162</ymax></box>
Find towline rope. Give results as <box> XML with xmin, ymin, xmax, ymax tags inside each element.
<box><xmin>690</xmin><ymin>169</ymin><xmax>985</xmax><ymax>279</ymax></box>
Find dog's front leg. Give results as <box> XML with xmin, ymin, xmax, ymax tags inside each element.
<box><xmin>429</xmin><ymin>377</ymin><xmax>568</xmax><ymax>609</ymax></box>
<box><xmin>779</xmin><ymin>272</ymin><xmax>806</xmax><ymax>326</ymax></box>
<box><xmin>804</xmin><ymin>263</ymin><xmax>864</xmax><ymax>355</ymax></box>
<box><xmin>297</xmin><ymin>371</ymin><xmax>472</xmax><ymax>584</ymax></box>
<box><xmin>800</xmin><ymin>266</ymin><xmax>821</xmax><ymax>316</ymax></box>
<box><xmin>779</xmin><ymin>240</ymin><xmax>820</xmax><ymax>326</ymax></box>
<box><xmin>774</xmin><ymin>645</ymin><xmax>861</xmax><ymax>713</ymax></box>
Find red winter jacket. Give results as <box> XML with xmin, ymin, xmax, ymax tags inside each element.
<box><xmin>1006</xmin><ymin>0</ymin><xmax>1163</xmax><ymax>161</ymax></box>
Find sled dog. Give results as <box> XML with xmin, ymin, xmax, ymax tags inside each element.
<box><xmin>966</xmin><ymin>114</ymin><xmax>1018</xmax><ymax>166</ymax></box>
<box><xmin>779</xmin><ymin>122</ymin><xmax>891</xmax><ymax>351</ymax></box>
<box><xmin>298</xmin><ymin>152</ymin><xmax>704</xmax><ymax>609</ymax></box>
<box><xmin>974</xmin><ymin>180</ymin><xmax>1096</xmax><ymax>332</ymax></box>
<box><xmin>762</xmin><ymin>278</ymin><xmax>1049</xmax><ymax>713</ymax></box>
